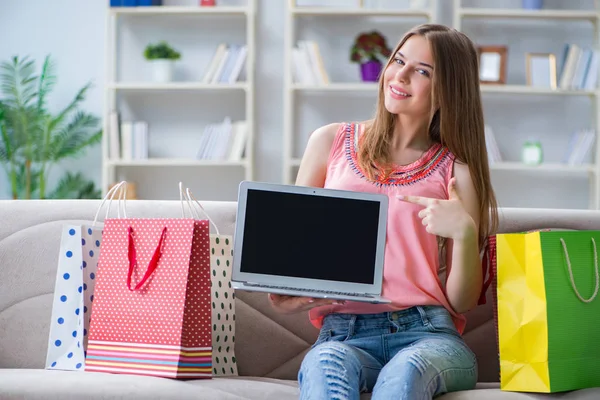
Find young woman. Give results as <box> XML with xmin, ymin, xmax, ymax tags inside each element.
<box><xmin>269</xmin><ymin>23</ymin><xmax>498</xmax><ymax>399</ymax></box>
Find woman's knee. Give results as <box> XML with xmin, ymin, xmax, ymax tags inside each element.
<box><xmin>299</xmin><ymin>341</ymin><xmax>365</xmax><ymax>399</ymax></box>
<box><xmin>373</xmin><ymin>338</ymin><xmax>477</xmax><ymax>399</ymax></box>
<box><xmin>300</xmin><ymin>341</ymin><xmax>362</xmax><ymax>376</ymax></box>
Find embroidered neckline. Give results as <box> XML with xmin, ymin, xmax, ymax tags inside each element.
<box><xmin>344</xmin><ymin>123</ymin><xmax>451</xmax><ymax>186</ymax></box>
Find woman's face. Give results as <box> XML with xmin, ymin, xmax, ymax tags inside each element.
<box><xmin>383</xmin><ymin>35</ymin><xmax>434</xmax><ymax>118</ymax></box>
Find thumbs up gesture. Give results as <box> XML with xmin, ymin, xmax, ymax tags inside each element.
<box><xmin>396</xmin><ymin>177</ymin><xmax>476</xmax><ymax>241</ymax></box>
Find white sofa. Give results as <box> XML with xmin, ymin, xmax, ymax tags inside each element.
<box><xmin>1</xmin><ymin>199</ymin><xmax>600</xmax><ymax>399</ymax></box>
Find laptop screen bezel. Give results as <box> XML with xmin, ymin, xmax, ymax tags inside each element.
<box><xmin>232</xmin><ymin>181</ymin><xmax>388</xmax><ymax>295</ymax></box>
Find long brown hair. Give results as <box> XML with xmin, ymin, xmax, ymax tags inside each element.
<box><xmin>358</xmin><ymin>23</ymin><xmax>498</xmax><ymax>245</ymax></box>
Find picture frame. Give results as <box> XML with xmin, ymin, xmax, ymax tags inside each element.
<box><xmin>477</xmin><ymin>46</ymin><xmax>508</xmax><ymax>84</ymax></box>
<box><xmin>526</xmin><ymin>53</ymin><xmax>557</xmax><ymax>89</ymax></box>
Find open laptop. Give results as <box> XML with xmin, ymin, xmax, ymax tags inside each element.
<box><xmin>231</xmin><ymin>181</ymin><xmax>391</xmax><ymax>304</ymax></box>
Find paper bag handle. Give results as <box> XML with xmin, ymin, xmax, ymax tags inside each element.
<box><xmin>127</xmin><ymin>226</ymin><xmax>167</xmax><ymax>291</ymax></box>
<box><xmin>178</xmin><ymin>182</ymin><xmax>220</xmax><ymax>235</ymax></box>
<box><xmin>92</xmin><ymin>181</ymin><xmax>129</xmax><ymax>227</ymax></box>
<box><xmin>560</xmin><ymin>237</ymin><xmax>599</xmax><ymax>303</ymax></box>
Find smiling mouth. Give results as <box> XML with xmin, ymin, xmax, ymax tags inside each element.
<box><xmin>390</xmin><ymin>86</ymin><xmax>411</xmax><ymax>97</ymax></box>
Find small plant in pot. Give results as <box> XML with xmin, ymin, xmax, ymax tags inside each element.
<box><xmin>350</xmin><ymin>31</ymin><xmax>392</xmax><ymax>82</ymax></box>
<box><xmin>143</xmin><ymin>41</ymin><xmax>182</xmax><ymax>83</ymax></box>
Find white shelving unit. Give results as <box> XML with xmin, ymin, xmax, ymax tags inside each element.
<box><xmin>107</xmin><ymin>82</ymin><xmax>249</xmax><ymax>91</ymax></box>
<box><xmin>282</xmin><ymin>0</ymin><xmax>436</xmax><ymax>185</ymax></box>
<box><xmin>102</xmin><ymin>1</ymin><xmax>256</xmax><ymax>198</ymax></box>
<box><xmin>454</xmin><ymin>0</ymin><xmax>600</xmax><ymax>209</ymax></box>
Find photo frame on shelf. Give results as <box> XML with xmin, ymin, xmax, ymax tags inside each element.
<box><xmin>477</xmin><ymin>46</ymin><xmax>508</xmax><ymax>84</ymax></box>
<box><xmin>526</xmin><ymin>53</ymin><xmax>557</xmax><ymax>89</ymax></box>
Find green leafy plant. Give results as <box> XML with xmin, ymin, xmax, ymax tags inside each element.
<box><xmin>0</xmin><ymin>55</ymin><xmax>102</xmax><ymax>199</ymax></box>
<box><xmin>143</xmin><ymin>41</ymin><xmax>182</xmax><ymax>61</ymax></box>
<box><xmin>350</xmin><ymin>31</ymin><xmax>392</xmax><ymax>64</ymax></box>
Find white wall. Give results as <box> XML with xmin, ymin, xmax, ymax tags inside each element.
<box><xmin>0</xmin><ymin>0</ymin><xmax>596</xmax><ymax>209</ymax></box>
<box><xmin>0</xmin><ymin>0</ymin><xmax>105</xmax><ymax>199</ymax></box>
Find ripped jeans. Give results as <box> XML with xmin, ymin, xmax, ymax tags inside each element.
<box><xmin>298</xmin><ymin>306</ymin><xmax>477</xmax><ymax>400</ymax></box>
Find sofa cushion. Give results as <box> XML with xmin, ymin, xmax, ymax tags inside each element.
<box><xmin>2</xmin><ymin>370</ymin><xmax>600</xmax><ymax>399</ymax></box>
<box><xmin>5</xmin><ymin>201</ymin><xmax>600</xmax><ymax>387</ymax></box>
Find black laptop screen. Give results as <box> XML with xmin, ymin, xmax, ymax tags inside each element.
<box><xmin>239</xmin><ymin>188</ymin><xmax>381</xmax><ymax>284</ymax></box>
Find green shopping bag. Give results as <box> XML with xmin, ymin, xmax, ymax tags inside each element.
<box><xmin>497</xmin><ymin>230</ymin><xmax>600</xmax><ymax>393</ymax></box>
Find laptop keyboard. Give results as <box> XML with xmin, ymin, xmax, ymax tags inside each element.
<box><xmin>243</xmin><ymin>283</ymin><xmax>374</xmax><ymax>298</ymax></box>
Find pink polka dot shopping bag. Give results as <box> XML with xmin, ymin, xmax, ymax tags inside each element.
<box><xmin>45</xmin><ymin>182</ymin><xmax>127</xmax><ymax>372</ymax></box>
<box><xmin>85</xmin><ymin>183</ymin><xmax>212</xmax><ymax>379</ymax></box>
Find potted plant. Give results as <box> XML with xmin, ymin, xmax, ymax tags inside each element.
<box><xmin>143</xmin><ymin>41</ymin><xmax>182</xmax><ymax>83</ymax></box>
<box><xmin>350</xmin><ymin>31</ymin><xmax>392</xmax><ymax>82</ymax></box>
<box><xmin>0</xmin><ymin>55</ymin><xmax>102</xmax><ymax>199</ymax></box>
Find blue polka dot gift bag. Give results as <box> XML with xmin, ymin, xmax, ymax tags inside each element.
<box><xmin>44</xmin><ymin>183</ymin><xmax>129</xmax><ymax>371</ymax></box>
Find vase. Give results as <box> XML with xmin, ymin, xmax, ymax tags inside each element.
<box><xmin>522</xmin><ymin>0</ymin><xmax>543</xmax><ymax>10</ymax></box>
<box><xmin>151</xmin><ymin>60</ymin><xmax>174</xmax><ymax>83</ymax></box>
<box><xmin>360</xmin><ymin>60</ymin><xmax>382</xmax><ymax>82</ymax></box>
<box><xmin>522</xmin><ymin>140</ymin><xmax>543</xmax><ymax>165</ymax></box>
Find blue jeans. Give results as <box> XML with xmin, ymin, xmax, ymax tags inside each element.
<box><xmin>298</xmin><ymin>306</ymin><xmax>477</xmax><ymax>400</ymax></box>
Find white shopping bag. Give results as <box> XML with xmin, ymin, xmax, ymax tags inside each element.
<box><xmin>45</xmin><ymin>182</ymin><xmax>129</xmax><ymax>371</ymax></box>
<box><xmin>181</xmin><ymin>184</ymin><xmax>238</xmax><ymax>376</ymax></box>
<box><xmin>45</xmin><ymin>224</ymin><xmax>102</xmax><ymax>370</ymax></box>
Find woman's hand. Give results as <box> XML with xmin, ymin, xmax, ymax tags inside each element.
<box><xmin>268</xmin><ymin>293</ymin><xmax>344</xmax><ymax>314</ymax></box>
<box><xmin>397</xmin><ymin>177</ymin><xmax>476</xmax><ymax>240</ymax></box>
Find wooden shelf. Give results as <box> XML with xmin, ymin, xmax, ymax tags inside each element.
<box><xmin>490</xmin><ymin>162</ymin><xmax>595</xmax><ymax>174</ymax></box>
<box><xmin>480</xmin><ymin>84</ymin><xmax>595</xmax><ymax>96</ymax></box>
<box><xmin>288</xmin><ymin>159</ymin><xmax>593</xmax><ymax>174</ymax></box>
<box><xmin>108</xmin><ymin>82</ymin><xmax>248</xmax><ymax>91</ymax></box>
<box><xmin>292</xmin><ymin>83</ymin><xmax>596</xmax><ymax>95</ymax></box>
<box><xmin>291</xmin><ymin>83</ymin><xmax>378</xmax><ymax>92</ymax></box>
<box><xmin>290</xmin><ymin>7</ymin><xmax>431</xmax><ymax>17</ymax></box>
<box><xmin>107</xmin><ymin>158</ymin><xmax>247</xmax><ymax>167</ymax></box>
<box><xmin>459</xmin><ymin>8</ymin><xmax>598</xmax><ymax>21</ymax></box>
<box><xmin>109</xmin><ymin>6</ymin><xmax>249</xmax><ymax>15</ymax></box>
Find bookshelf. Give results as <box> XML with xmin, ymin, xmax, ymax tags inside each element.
<box><xmin>282</xmin><ymin>0</ymin><xmax>436</xmax><ymax>185</ymax></box>
<box><xmin>101</xmin><ymin>0</ymin><xmax>256</xmax><ymax>199</ymax></box>
<box><xmin>453</xmin><ymin>0</ymin><xmax>600</xmax><ymax>209</ymax></box>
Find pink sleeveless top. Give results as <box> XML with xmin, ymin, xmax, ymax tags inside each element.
<box><xmin>308</xmin><ymin>122</ymin><xmax>468</xmax><ymax>334</ymax></box>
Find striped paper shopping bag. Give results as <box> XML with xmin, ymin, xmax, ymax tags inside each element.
<box><xmin>85</xmin><ymin>218</ymin><xmax>212</xmax><ymax>379</ymax></box>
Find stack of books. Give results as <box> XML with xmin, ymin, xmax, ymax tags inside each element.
<box><xmin>558</xmin><ymin>44</ymin><xmax>599</xmax><ymax>91</ymax></box>
<box><xmin>564</xmin><ymin>129</ymin><xmax>596</xmax><ymax>165</ymax></box>
<box><xmin>196</xmin><ymin>117</ymin><xmax>247</xmax><ymax>161</ymax></box>
<box><xmin>202</xmin><ymin>43</ymin><xmax>248</xmax><ymax>84</ymax></box>
<box><xmin>485</xmin><ymin>125</ymin><xmax>502</xmax><ymax>164</ymax></box>
<box><xmin>291</xmin><ymin>40</ymin><xmax>330</xmax><ymax>85</ymax></box>
<box><xmin>108</xmin><ymin>111</ymin><xmax>149</xmax><ymax>161</ymax></box>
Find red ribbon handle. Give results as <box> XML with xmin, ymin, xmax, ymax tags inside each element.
<box><xmin>127</xmin><ymin>226</ymin><xmax>167</xmax><ymax>291</ymax></box>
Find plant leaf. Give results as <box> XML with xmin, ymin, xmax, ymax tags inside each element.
<box><xmin>0</xmin><ymin>56</ymin><xmax>38</xmax><ymax>109</ymax></box>
<box><xmin>13</xmin><ymin>162</ymin><xmax>41</xmax><ymax>199</ymax></box>
<box><xmin>47</xmin><ymin>82</ymin><xmax>92</xmax><ymax>134</ymax></box>
<box><xmin>49</xmin><ymin>111</ymin><xmax>101</xmax><ymax>161</ymax></box>
<box><xmin>47</xmin><ymin>171</ymin><xmax>101</xmax><ymax>199</ymax></box>
<box><xmin>37</xmin><ymin>55</ymin><xmax>57</xmax><ymax>113</ymax></box>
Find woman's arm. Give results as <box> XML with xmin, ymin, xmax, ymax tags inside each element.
<box><xmin>444</xmin><ymin>162</ymin><xmax>482</xmax><ymax>314</ymax></box>
<box><xmin>397</xmin><ymin>161</ymin><xmax>483</xmax><ymax>314</ymax></box>
<box><xmin>295</xmin><ymin>123</ymin><xmax>341</xmax><ymax>187</ymax></box>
